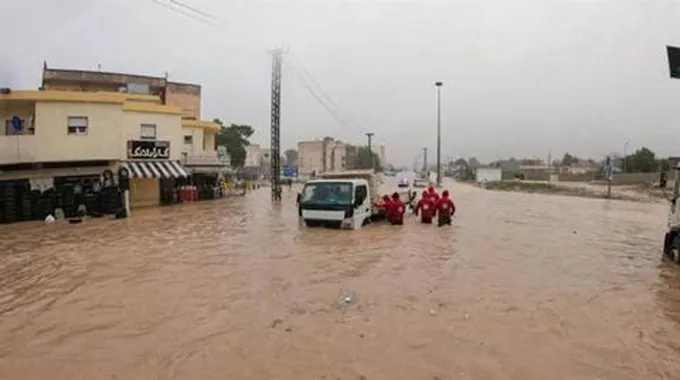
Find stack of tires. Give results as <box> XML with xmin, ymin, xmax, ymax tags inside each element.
<box><xmin>29</xmin><ymin>190</ymin><xmax>42</xmax><ymax>220</ymax></box>
<box><xmin>17</xmin><ymin>182</ymin><xmax>32</xmax><ymax>221</ymax></box>
<box><xmin>1</xmin><ymin>181</ymin><xmax>17</xmax><ymax>224</ymax></box>
<box><xmin>100</xmin><ymin>187</ymin><xmax>119</xmax><ymax>215</ymax></box>
<box><xmin>38</xmin><ymin>188</ymin><xmax>57</xmax><ymax>220</ymax></box>
<box><xmin>61</xmin><ymin>185</ymin><xmax>76</xmax><ymax>219</ymax></box>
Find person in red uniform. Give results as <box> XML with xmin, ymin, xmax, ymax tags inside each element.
<box><xmin>414</xmin><ymin>190</ymin><xmax>435</xmax><ymax>224</ymax></box>
<box><xmin>388</xmin><ymin>192</ymin><xmax>405</xmax><ymax>225</ymax></box>
<box><xmin>436</xmin><ymin>190</ymin><xmax>455</xmax><ymax>227</ymax></box>
<box><xmin>428</xmin><ymin>186</ymin><xmax>440</xmax><ymax>203</ymax></box>
<box><xmin>378</xmin><ymin>194</ymin><xmax>393</xmax><ymax>221</ymax></box>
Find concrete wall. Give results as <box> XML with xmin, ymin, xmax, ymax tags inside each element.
<box><xmin>122</xmin><ymin>111</ymin><xmax>182</xmax><ymax>160</ymax></box>
<box><xmin>165</xmin><ymin>83</ymin><xmax>201</xmax><ymax>120</ymax></box>
<box><xmin>0</xmin><ymin>100</ymin><xmax>184</xmax><ymax>165</ymax></box>
<box><xmin>181</xmin><ymin>126</ymin><xmax>217</xmax><ymax>158</ymax></box>
<box><xmin>0</xmin><ymin>101</ymin><xmax>123</xmax><ymax>164</ymax></box>
<box><xmin>298</xmin><ymin>141</ymin><xmax>324</xmax><ymax>175</ymax></box>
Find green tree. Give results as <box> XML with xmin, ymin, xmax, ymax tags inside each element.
<box><xmin>623</xmin><ymin>147</ymin><xmax>658</xmax><ymax>173</ymax></box>
<box><xmin>356</xmin><ymin>146</ymin><xmax>381</xmax><ymax>171</ymax></box>
<box><xmin>561</xmin><ymin>152</ymin><xmax>579</xmax><ymax>166</ymax></box>
<box><xmin>214</xmin><ymin>119</ymin><xmax>254</xmax><ymax>168</ymax></box>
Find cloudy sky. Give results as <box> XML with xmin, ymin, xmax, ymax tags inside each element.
<box><xmin>2</xmin><ymin>0</ymin><xmax>680</xmax><ymax>165</ymax></box>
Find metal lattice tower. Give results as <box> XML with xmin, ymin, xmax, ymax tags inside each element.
<box><xmin>269</xmin><ymin>48</ymin><xmax>284</xmax><ymax>202</ymax></box>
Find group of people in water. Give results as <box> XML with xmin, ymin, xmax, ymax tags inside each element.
<box><xmin>379</xmin><ymin>186</ymin><xmax>456</xmax><ymax>227</ymax></box>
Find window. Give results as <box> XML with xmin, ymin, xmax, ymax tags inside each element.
<box><xmin>67</xmin><ymin>116</ymin><xmax>88</xmax><ymax>135</ymax></box>
<box><xmin>184</xmin><ymin>135</ymin><xmax>193</xmax><ymax>144</ymax></box>
<box><xmin>300</xmin><ymin>182</ymin><xmax>352</xmax><ymax>205</ymax></box>
<box><xmin>354</xmin><ymin>185</ymin><xmax>367</xmax><ymax>204</ymax></box>
<box><xmin>3</xmin><ymin>116</ymin><xmax>35</xmax><ymax>136</ymax></box>
<box><xmin>140</xmin><ymin>124</ymin><xmax>156</xmax><ymax>140</ymax></box>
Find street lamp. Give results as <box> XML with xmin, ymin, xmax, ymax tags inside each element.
<box><xmin>435</xmin><ymin>81</ymin><xmax>443</xmax><ymax>187</ymax></box>
<box><xmin>365</xmin><ymin>132</ymin><xmax>374</xmax><ymax>170</ymax></box>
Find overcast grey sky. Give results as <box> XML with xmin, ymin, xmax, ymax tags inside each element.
<box><xmin>2</xmin><ymin>0</ymin><xmax>680</xmax><ymax>165</ymax></box>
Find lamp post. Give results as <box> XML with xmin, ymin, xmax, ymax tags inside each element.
<box><xmin>365</xmin><ymin>132</ymin><xmax>374</xmax><ymax>170</ymax></box>
<box><xmin>435</xmin><ymin>81</ymin><xmax>443</xmax><ymax>187</ymax></box>
<box><xmin>623</xmin><ymin>141</ymin><xmax>630</xmax><ymax>172</ymax></box>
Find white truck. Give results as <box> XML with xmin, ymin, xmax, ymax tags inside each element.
<box><xmin>297</xmin><ymin>170</ymin><xmax>390</xmax><ymax>229</ymax></box>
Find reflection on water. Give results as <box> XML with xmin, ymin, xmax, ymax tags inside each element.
<box><xmin>0</xmin><ymin>183</ymin><xmax>679</xmax><ymax>379</ymax></box>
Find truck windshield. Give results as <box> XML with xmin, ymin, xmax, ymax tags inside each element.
<box><xmin>301</xmin><ymin>182</ymin><xmax>353</xmax><ymax>205</ymax></box>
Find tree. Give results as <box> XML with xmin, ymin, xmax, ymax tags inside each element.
<box><xmin>284</xmin><ymin>149</ymin><xmax>299</xmax><ymax>166</ymax></box>
<box><xmin>561</xmin><ymin>153</ymin><xmax>577</xmax><ymax>166</ymax></box>
<box><xmin>214</xmin><ymin>119</ymin><xmax>254</xmax><ymax>168</ymax></box>
<box><xmin>468</xmin><ymin>157</ymin><xmax>481</xmax><ymax>169</ymax></box>
<box><xmin>356</xmin><ymin>146</ymin><xmax>381</xmax><ymax>171</ymax></box>
<box><xmin>623</xmin><ymin>147</ymin><xmax>658</xmax><ymax>173</ymax></box>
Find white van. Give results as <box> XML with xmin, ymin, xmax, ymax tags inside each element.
<box><xmin>298</xmin><ymin>178</ymin><xmax>373</xmax><ymax>229</ymax></box>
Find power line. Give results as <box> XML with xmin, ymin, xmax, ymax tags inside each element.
<box><xmin>288</xmin><ymin>53</ymin><xmax>344</xmax><ymax>114</ymax></box>
<box><xmin>168</xmin><ymin>0</ymin><xmax>220</xmax><ymax>21</ymax></box>
<box><xmin>150</xmin><ymin>0</ymin><xmax>216</xmax><ymax>25</ymax></box>
<box><xmin>289</xmin><ymin>65</ymin><xmax>350</xmax><ymax>127</ymax></box>
<box><xmin>287</xmin><ymin>57</ymin><xmax>365</xmax><ymax>136</ymax></box>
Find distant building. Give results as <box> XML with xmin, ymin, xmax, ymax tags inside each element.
<box><xmin>298</xmin><ymin>138</ymin><xmax>348</xmax><ymax>175</ymax></box>
<box><xmin>475</xmin><ymin>167</ymin><xmax>502</xmax><ymax>184</ymax></box>
<box><xmin>242</xmin><ymin>144</ymin><xmax>271</xmax><ymax>179</ymax></box>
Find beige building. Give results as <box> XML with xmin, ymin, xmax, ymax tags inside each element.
<box><xmin>0</xmin><ymin>90</ymin><xmax>194</xmax><ymax>209</ymax></box>
<box><xmin>298</xmin><ymin>138</ymin><xmax>349</xmax><ymax>175</ymax></box>
<box><xmin>40</xmin><ymin>65</ymin><xmax>226</xmax><ymax>175</ymax></box>
<box><xmin>297</xmin><ymin>138</ymin><xmax>387</xmax><ymax>176</ymax></box>
<box><xmin>244</xmin><ymin>144</ymin><xmax>271</xmax><ymax>168</ymax></box>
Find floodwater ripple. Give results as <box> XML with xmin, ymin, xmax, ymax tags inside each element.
<box><xmin>0</xmin><ymin>182</ymin><xmax>679</xmax><ymax>379</ymax></box>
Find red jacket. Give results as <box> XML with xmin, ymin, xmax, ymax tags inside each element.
<box><xmin>436</xmin><ymin>197</ymin><xmax>455</xmax><ymax>217</ymax></box>
<box><xmin>388</xmin><ymin>199</ymin><xmax>405</xmax><ymax>224</ymax></box>
<box><xmin>415</xmin><ymin>197</ymin><xmax>435</xmax><ymax>220</ymax></box>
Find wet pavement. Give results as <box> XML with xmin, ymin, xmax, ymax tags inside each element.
<box><xmin>1</xmin><ymin>182</ymin><xmax>680</xmax><ymax>379</ymax></box>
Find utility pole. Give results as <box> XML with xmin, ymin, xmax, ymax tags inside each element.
<box><xmin>269</xmin><ymin>47</ymin><xmax>285</xmax><ymax>202</ymax></box>
<box><xmin>366</xmin><ymin>132</ymin><xmax>374</xmax><ymax>170</ymax></box>
<box><xmin>435</xmin><ymin>81</ymin><xmax>443</xmax><ymax>187</ymax></box>
<box><xmin>548</xmin><ymin>150</ymin><xmax>552</xmax><ymax>184</ymax></box>
<box><xmin>422</xmin><ymin>147</ymin><xmax>428</xmax><ymax>176</ymax></box>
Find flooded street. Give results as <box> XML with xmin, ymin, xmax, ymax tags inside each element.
<box><xmin>1</xmin><ymin>182</ymin><xmax>680</xmax><ymax>379</ymax></box>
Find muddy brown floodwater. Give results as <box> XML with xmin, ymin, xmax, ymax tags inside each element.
<box><xmin>1</xmin><ymin>181</ymin><xmax>680</xmax><ymax>380</ymax></box>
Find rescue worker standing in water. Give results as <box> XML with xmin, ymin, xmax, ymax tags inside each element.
<box><xmin>427</xmin><ymin>186</ymin><xmax>440</xmax><ymax>203</ymax></box>
<box><xmin>435</xmin><ymin>190</ymin><xmax>455</xmax><ymax>227</ymax></box>
<box><xmin>387</xmin><ymin>192</ymin><xmax>405</xmax><ymax>225</ymax></box>
<box><xmin>414</xmin><ymin>190</ymin><xmax>435</xmax><ymax>224</ymax></box>
<box><xmin>378</xmin><ymin>194</ymin><xmax>393</xmax><ymax>221</ymax></box>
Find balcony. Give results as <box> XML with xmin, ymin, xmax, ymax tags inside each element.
<box><xmin>181</xmin><ymin>151</ymin><xmax>231</xmax><ymax>173</ymax></box>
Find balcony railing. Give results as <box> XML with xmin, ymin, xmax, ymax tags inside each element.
<box><xmin>183</xmin><ymin>152</ymin><xmax>230</xmax><ymax>168</ymax></box>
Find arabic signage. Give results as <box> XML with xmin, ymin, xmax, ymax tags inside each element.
<box><xmin>127</xmin><ymin>140</ymin><xmax>170</xmax><ymax>160</ymax></box>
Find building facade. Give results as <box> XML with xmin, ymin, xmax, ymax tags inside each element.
<box><xmin>296</xmin><ymin>138</ymin><xmax>388</xmax><ymax>176</ymax></box>
<box><xmin>41</xmin><ymin>64</ymin><xmax>226</xmax><ymax>175</ymax></box>
<box><xmin>0</xmin><ymin>90</ymin><xmax>191</xmax><ymax>216</ymax></box>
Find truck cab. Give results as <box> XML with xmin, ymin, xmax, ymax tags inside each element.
<box><xmin>298</xmin><ymin>178</ymin><xmax>372</xmax><ymax>229</ymax></box>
